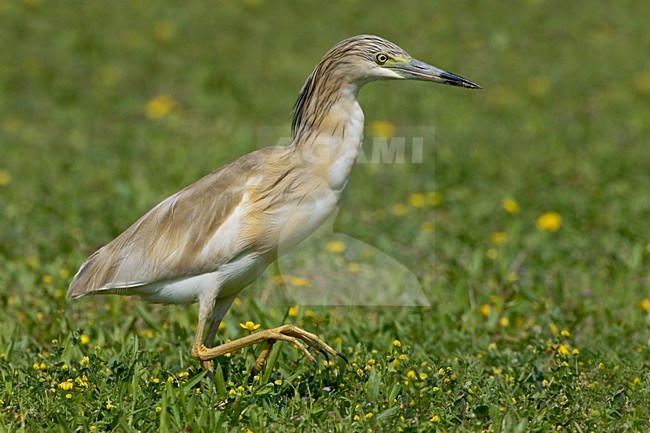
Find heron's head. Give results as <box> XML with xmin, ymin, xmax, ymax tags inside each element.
<box><xmin>323</xmin><ymin>35</ymin><xmax>480</xmax><ymax>89</ymax></box>
<box><xmin>291</xmin><ymin>35</ymin><xmax>480</xmax><ymax>137</ymax></box>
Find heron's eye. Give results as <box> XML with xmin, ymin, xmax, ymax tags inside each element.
<box><xmin>375</xmin><ymin>53</ymin><xmax>389</xmax><ymax>65</ymax></box>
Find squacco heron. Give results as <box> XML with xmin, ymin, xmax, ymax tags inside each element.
<box><xmin>67</xmin><ymin>35</ymin><xmax>479</xmax><ymax>373</ymax></box>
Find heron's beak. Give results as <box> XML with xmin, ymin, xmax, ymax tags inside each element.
<box><xmin>387</xmin><ymin>58</ymin><xmax>481</xmax><ymax>89</ymax></box>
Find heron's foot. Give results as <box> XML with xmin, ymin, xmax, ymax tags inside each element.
<box><xmin>191</xmin><ymin>344</ymin><xmax>215</xmax><ymax>372</ymax></box>
<box><xmin>249</xmin><ymin>340</ymin><xmax>275</xmax><ymax>381</ymax></box>
<box><xmin>193</xmin><ymin>325</ymin><xmax>346</xmax><ymax>373</ymax></box>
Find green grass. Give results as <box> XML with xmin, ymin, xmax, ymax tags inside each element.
<box><xmin>2</xmin><ymin>0</ymin><xmax>650</xmax><ymax>431</ymax></box>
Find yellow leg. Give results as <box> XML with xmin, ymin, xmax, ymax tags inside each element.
<box><xmin>254</xmin><ymin>341</ymin><xmax>275</xmax><ymax>372</ymax></box>
<box><xmin>191</xmin><ymin>324</ymin><xmax>346</xmax><ymax>369</ymax></box>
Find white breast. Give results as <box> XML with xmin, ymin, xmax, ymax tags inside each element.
<box><xmin>327</xmin><ymin>99</ymin><xmax>364</xmax><ymax>192</ymax></box>
<box><xmin>134</xmin><ymin>250</ymin><xmax>272</xmax><ymax>304</ymax></box>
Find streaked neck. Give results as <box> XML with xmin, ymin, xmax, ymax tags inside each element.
<box><xmin>291</xmin><ymin>83</ymin><xmax>365</xmax><ymax>192</ymax></box>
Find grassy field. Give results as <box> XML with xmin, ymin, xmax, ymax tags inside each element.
<box><xmin>2</xmin><ymin>0</ymin><xmax>650</xmax><ymax>431</ymax></box>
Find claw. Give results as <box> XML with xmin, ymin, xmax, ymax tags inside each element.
<box><xmin>335</xmin><ymin>350</ymin><xmax>349</xmax><ymax>365</ymax></box>
<box><xmin>317</xmin><ymin>347</ymin><xmax>330</xmax><ymax>362</ymax></box>
<box><xmin>248</xmin><ymin>369</ymin><xmax>257</xmax><ymax>384</ymax></box>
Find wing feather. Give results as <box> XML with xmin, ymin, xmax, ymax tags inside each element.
<box><xmin>67</xmin><ymin>148</ymin><xmax>279</xmax><ymax>299</ymax></box>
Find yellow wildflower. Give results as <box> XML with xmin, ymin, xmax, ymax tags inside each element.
<box><xmin>536</xmin><ymin>211</ymin><xmax>561</xmax><ymax>231</ymax></box>
<box><xmin>502</xmin><ymin>198</ymin><xmax>520</xmax><ymax>215</ymax></box>
<box><xmin>371</xmin><ymin>120</ymin><xmax>395</xmax><ymax>138</ymax></box>
<box><xmin>490</xmin><ymin>232</ymin><xmax>508</xmax><ymax>245</ymax></box>
<box><xmin>65</xmin><ymin>393</ymin><xmax>72</xmax><ymax>399</ymax></box>
<box><xmin>240</xmin><ymin>321</ymin><xmax>261</xmax><ymax>332</ymax></box>
<box><xmin>365</xmin><ymin>413</ymin><xmax>373</xmax><ymax>419</ymax></box>
<box><xmin>347</xmin><ymin>262</ymin><xmax>360</xmax><ymax>273</ymax></box>
<box><xmin>499</xmin><ymin>316</ymin><xmax>510</xmax><ymax>327</ymax></box>
<box><xmin>288</xmin><ymin>276</ymin><xmax>311</xmax><ymax>287</ymax></box>
<box><xmin>639</xmin><ymin>298</ymin><xmax>650</xmax><ymax>313</ymax></box>
<box><xmin>560</xmin><ymin>329</ymin><xmax>570</xmax><ymax>337</ymax></box>
<box><xmin>145</xmin><ymin>95</ymin><xmax>175</xmax><ymax>119</ymax></box>
<box><xmin>479</xmin><ymin>304</ymin><xmax>491</xmax><ymax>317</ymax></box>
<box><xmin>325</xmin><ymin>240</ymin><xmax>346</xmax><ymax>254</ymax></box>
<box><xmin>42</xmin><ymin>275</ymin><xmax>52</xmax><ymax>284</ymax></box>
<box><xmin>0</xmin><ymin>170</ymin><xmax>11</xmax><ymax>187</ymax></box>
<box><xmin>155</xmin><ymin>406</ymin><xmax>162</xmax><ymax>413</ymax></box>
<box><xmin>392</xmin><ymin>203</ymin><xmax>407</xmax><ymax>216</ymax></box>
<box><xmin>80</xmin><ymin>334</ymin><xmax>90</xmax><ymax>345</ymax></box>
<box><xmin>392</xmin><ymin>339</ymin><xmax>401</xmax><ymax>348</ymax></box>
<box><xmin>557</xmin><ymin>344</ymin><xmax>569</xmax><ymax>356</ymax></box>
<box><xmin>137</xmin><ymin>329</ymin><xmax>154</xmax><ymax>338</ymax></box>
<box><xmin>419</xmin><ymin>372</ymin><xmax>428</xmax><ymax>380</ymax></box>
<box><xmin>274</xmin><ymin>379</ymin><xmax>282</xmax><ymax>386</ymax></box>
<box><xmin>59</xmin><ymin>381</ymin><xmax>73</xmax><ymax>391</ymax></box>
<box><xmin>408</xmin><ymin>193</ymin><xmax>426</xmax><ymax>208</ymax></box>
<box><xmin>431</xmin><ymin>415</ymin><xmax>440</xmax><ymax>422</ymax></box>
<box><xmin>288</xmin><ymin>305</ymin><xmax>299</xmax><ymax>317</ymax></box>
<box><xmin>406</xmin><ymin>370</ymin><xmax>417</xmax><ymax>380</ymax></box>
<box><xmin>75</xmin><ymin>376</ymin><xmax>88</xmax><ymax>387</ymax></box>
<box><xmin>153</xmin><ymin>20</ymin><xmax>176</xmax><ymax>42</ymax></box>
<box><xmin>106</xmin><ymin>403</ymin><xmax>114</xmax><ymax>409</ymax></box>
<box><xmin>80</xmin><ymin>356</ymin><xmax>89</xmax><ymax>366</ymax></box>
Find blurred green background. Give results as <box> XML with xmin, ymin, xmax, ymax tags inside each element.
<box><xmin>3</xmin><ymin>0</ymin><xmax>650</xmax><ymax>311</ymax></box>
<box><xmin>1</xmin><ymin>0</ymin><xmax>650</xmax><ymax>431</ymax></box>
